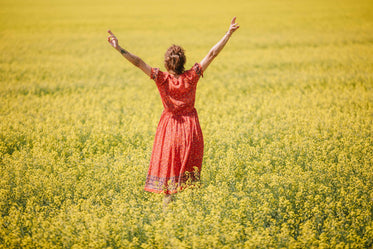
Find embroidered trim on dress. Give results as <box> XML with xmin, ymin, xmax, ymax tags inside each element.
<box><xmin>151</xmin><ymin>68</ymin><xmax>160</xmax><ymax>80</ymax></box>
<box><xmin>193</xmin><ymin>63</ymin><xmax>203</xmax><ymax>77</ymax></box>
<box><xmin>145</xmin><ymin>170</ymin><xmax>200</xmax><ymax>193</ymax></box>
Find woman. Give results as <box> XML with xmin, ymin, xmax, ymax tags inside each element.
<box><xmin>107</xmin><ymin>17</ymin><xmax>239</xmax><ymax>205</ymax></box>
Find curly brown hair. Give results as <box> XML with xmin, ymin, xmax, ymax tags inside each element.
<box><xmin>164</xmin><ymin>45</ymin><xmax>186</xmax><ymax>75</ymax></box>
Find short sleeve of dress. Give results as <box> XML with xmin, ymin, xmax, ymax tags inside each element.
<box><xmin>150</xmin><ymin>68</ymin><xmax>160</xmax><ymax>80</ymax></box>
<box><xmin>150</xmin><ymin>68</ymin><xmax>168</xmax><ymax>86</ymax></box>
<box><xmin>192</xmin><ymin>63</ymin><xmax>203</xmax><ymax>78</ymax></box>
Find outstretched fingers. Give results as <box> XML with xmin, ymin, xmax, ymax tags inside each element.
<box><xmin>229</xmin><ymin>17</ymin><xmax>240</xmax><ymax>33</ymax></box>
<box><xmin>107</xmin><ymin>30</ymin><xmax>116</xmax><ymax>40</ymax></box>
<box><xmin>107</xmin><ymin>30</ymin><xmax>118</xmax><ymax>47</ymax></box>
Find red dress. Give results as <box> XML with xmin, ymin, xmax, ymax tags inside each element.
<box><xmin>144</xmin><ymin>63</ymin><xmax>204</xmax><ymax>194</ymax></box>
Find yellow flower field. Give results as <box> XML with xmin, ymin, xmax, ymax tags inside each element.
<box><xmin>0</xmin><ymin>0</ymin><xmax>372</xmax><ymax>248</ymax></box>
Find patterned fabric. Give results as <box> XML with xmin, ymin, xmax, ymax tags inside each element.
<box><xmin>151</xmin><ymin>68</ymin><xmax>159</xmax><ymax>80</ymax></box>
<box><xmin>192</xmin><ymin>63</ymin><xmax>203</xmax><ymax>77</ymax></box>
<box><xmin>145</xmin><ymin>171</ymin><xmax>200</xmax><ymax>193</ymax></box>
<box><xmin>145</xmin><ymin>63</ymin><xmax>204</xmax><ymax>194</ymax></box>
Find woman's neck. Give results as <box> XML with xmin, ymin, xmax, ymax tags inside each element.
<box><xmin>169</xmin><ymin>71</ymin><xmax>180</xmax><ymax>78</ymax></box>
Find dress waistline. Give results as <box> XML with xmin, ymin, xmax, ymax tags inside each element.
<box><xmin>163</xmin><ymin>108</ymin><xmax>197</xmax><ymax>116</ymax></box>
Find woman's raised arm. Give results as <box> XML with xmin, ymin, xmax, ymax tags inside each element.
<box><xmin>107</xmin><ymin>30</ymin><xmax>152</xmax><ymax>77</ymax></box>
<box><xmin>200</xmin><ymin>17</ymin><xmax>240</xmax><ymax>73</ymax></box>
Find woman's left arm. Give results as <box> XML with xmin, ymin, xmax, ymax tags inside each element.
<box><xmin>200</xmin><ymin>17</ymin><xmax>240</xmax><ymax>73</ymax></box>
<box><xmin>107</xmin><ymin>30</ymin><xmax>152</xmax><ymax>77</ymax></box>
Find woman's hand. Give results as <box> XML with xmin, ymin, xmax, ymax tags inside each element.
<box><xmin>227</xmin><ymin>17</ymin><xmax>240</xmax><ymax>36</ymax></box>
<box><xmin>107</xmin><ymin>30</ymin><xmax>119</xmax><ymax>49</ymax></box>
<box><xmin>107</xmin><ymin>30</ymin><xmax>152</xmax><ymax>77</ymax></box>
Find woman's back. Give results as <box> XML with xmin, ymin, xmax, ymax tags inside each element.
<box><xmin>151</xmin><ymin>63</ymin><xmax>203</xmax><ymax>115</ymax></box>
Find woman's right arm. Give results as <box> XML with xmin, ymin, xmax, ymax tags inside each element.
<box><xmin>200</xmin><ymin>17</ymin><xmax>240</xmax><ymax>73</ymax></box>
<box><xmin>107</xmin><ymin>30</ymin><xmax>152</xmax><ymax>77</ymax></box>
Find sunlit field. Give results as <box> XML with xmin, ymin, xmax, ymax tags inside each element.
<box><xmin>1</xmin><ymin>0</ymin><xmax>373</xmax><ymax>248</ymax></box>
